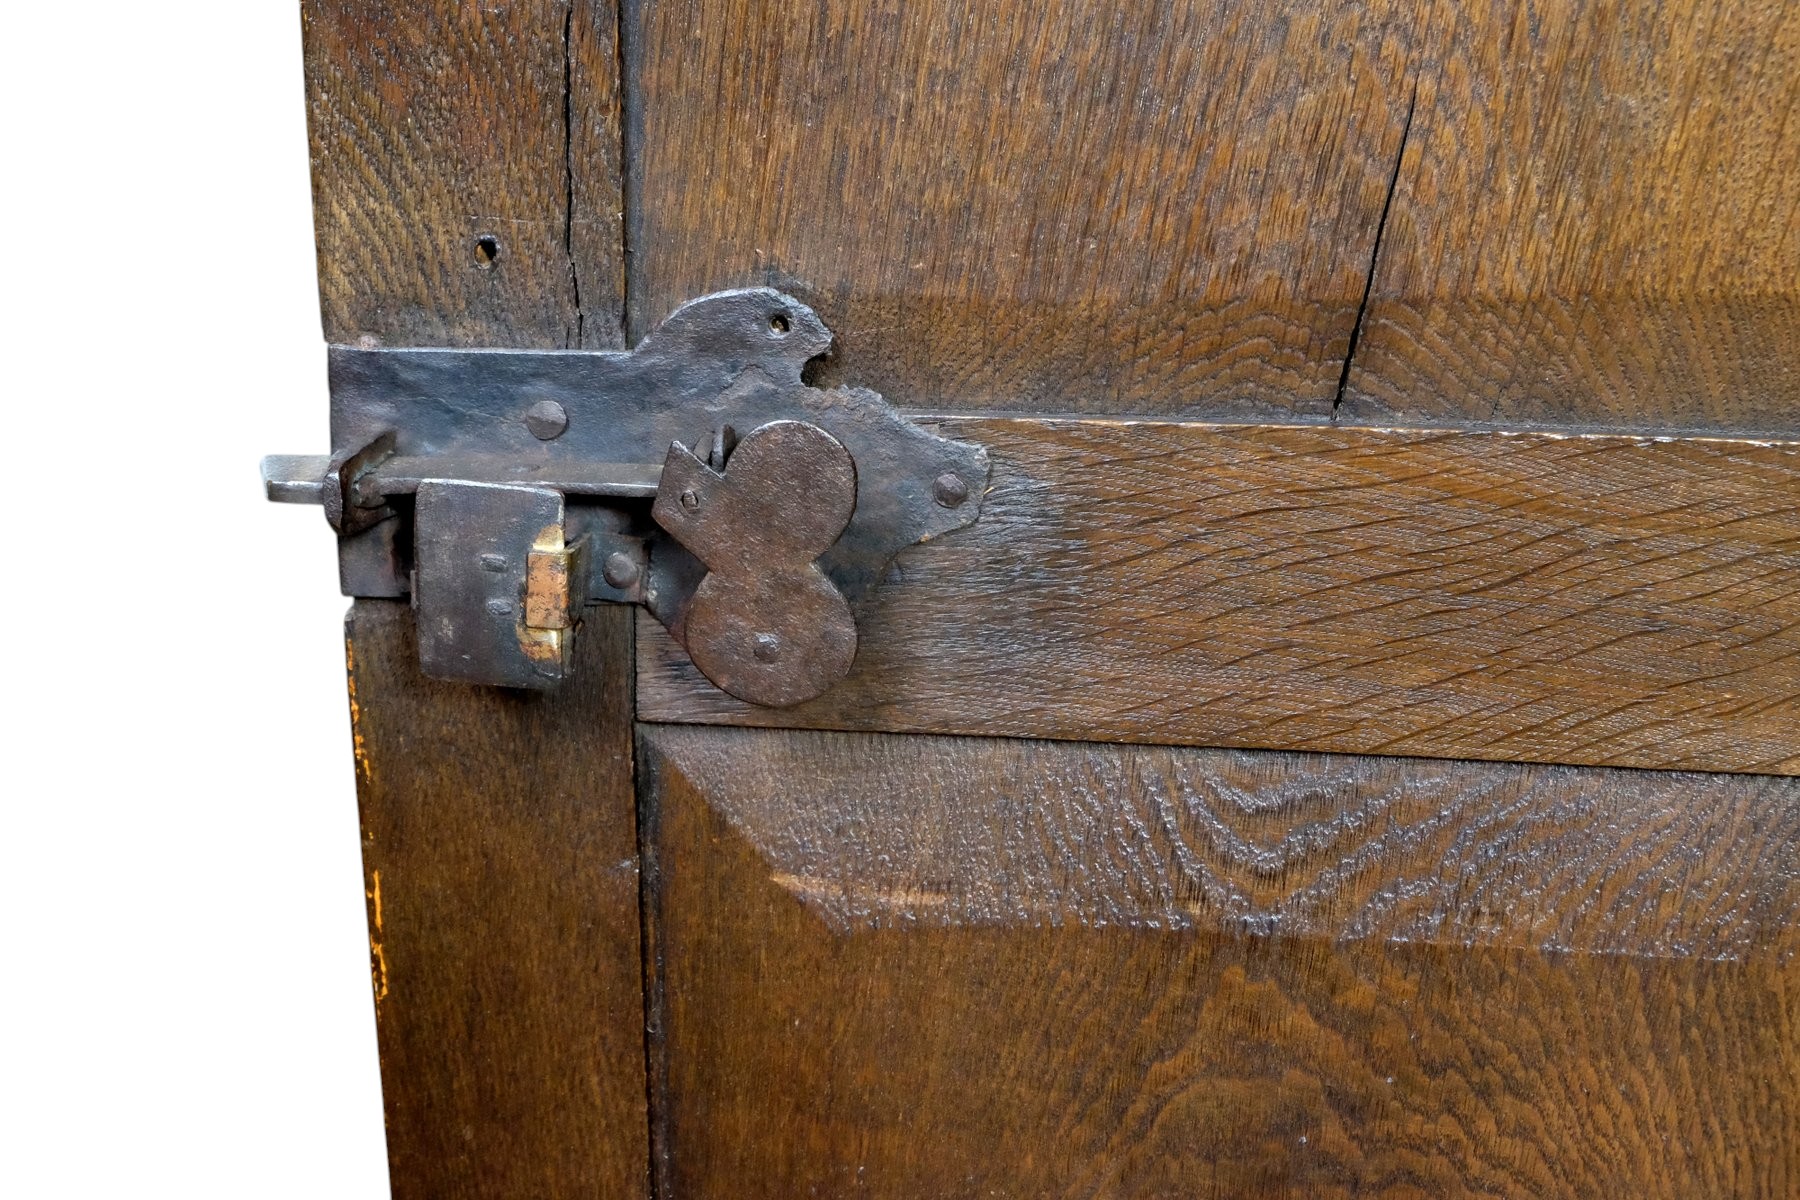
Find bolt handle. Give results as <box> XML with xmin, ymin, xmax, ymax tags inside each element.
<box><xmin>651</xmin><ymin>420</ymin><xmax>860</xmax><ymax>707</ymax></box>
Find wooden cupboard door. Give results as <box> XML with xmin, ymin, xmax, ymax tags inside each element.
<box><xmin>624</xmin><ymin>0</ymin><xmax>1800</xmax><ymax>1196</ymax></box>
<box><xmin>304</xmin><ymin>0</ymin><xmax>1800</xmax><ymax>1196</ymax></box>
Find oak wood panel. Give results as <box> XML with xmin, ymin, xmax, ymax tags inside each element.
<box><xmin>628</xmin><ymin>0</ymin><xmax>1422</xmax><ymax>417</ymax></box>
<box><xmin>639</xmin><ymin>724</ymin><xmax>1800</xmax><ymax>1199</ymax></box>
<box><xmin>641</xmin><ymin>418</ymin><xmax>1800</xmax><ymax>774</ymax></box>
<box><xmin>646</xmin><ymin>728</ymin><xmax>1800</xmax><ymax>958</ymax></box>
<box><xmin>303</xmin><ymin>0</ymin><xmax>625</xmax><ymax>348</ymax></box>
<box><xmin>348</xmin><ymin>601</ymin><xmax>648</xmax><ymax>1199</ymax></box>
<box><xmin>1342</xmin><ymin>1</ymin><xmax>1800</xmax><ymax>430</ymax></box>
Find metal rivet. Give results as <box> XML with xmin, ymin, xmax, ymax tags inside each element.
<box><xmin>525</xmin><ymin>400</ymin><xmax>569</xmax><ymax>440</ymax></box>
<box><xmin>479</xmin><ymin>553</ymin><xmax>508</xmax><ymax>572</ymax></box>
<box><xmin>932</xmin><ymin>472</ymin><xmax>969</xmax><ymax>508</ymax></box>
<box><xmin>752</xmin><ymin>633</ymin><xmax>782</xmax><ymax>662</ymax></box>
<box><xmin>680</xmin><ymin>489</ymin><xmax>701</xmax><ymax>511</ymax></box>
<box><xmin>602</xmin><ymin>551</ymin><xmax>641</xmax><ymax>590</ymax></box>
<box><xmin>485</xmin><ymin>598</ymin><xmax>512</xmax><ymax>616</ymax></box>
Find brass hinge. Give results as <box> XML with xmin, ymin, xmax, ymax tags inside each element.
<box><xmin>262</xmin><ymin>289</ymin><xmax>989</xmax><ymax>707</ymax></box>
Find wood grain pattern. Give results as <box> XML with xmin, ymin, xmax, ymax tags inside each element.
<box><xmin>641</xmin><ymin>418</ymin><xmax>1800</xmax><ymax>774</ymax></box>
<box><xmin>639</xmin><ymin>724</ymin><xmax>1800</xmax><ymax>1199</ymax></box>
<box><xmin>305</xmin><ymin>4</ymin><xmax>1800</xmax><ymax>1194</ymax></box>
<box><xmin>630</xmin><ymin>1</ymin><xmax>1798</xmax><ymax>429</ymax></box>
<box><xmin>303</xmin><ymin>0</ymin><xmax>624</xmax><ymax>348</ymax></box>
<box><xmin>309</xmin><ymin>7</ymin><xmax>644</xmax><ymax>1192</ymax></box>
<box><xmin>1342</xmin><ymin>1</ymin><xmax>1800</xmax><ymax>430</ymax></box>
<box><xmin>348</xmin><ymin>601</ymin><xmax>648</xmax><ymax>1199</ymax></box>
<box><xmin>628</xmin><ymin>0</ymin><xmax>1420</xmax><ymax>417</ymax></box>
<box><xmin>643</xmin><ymin>727</ymin><xmax>1800</xmax><ymax>959</ymax></box>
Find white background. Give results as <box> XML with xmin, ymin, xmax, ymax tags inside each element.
<box><xmin>6</xmin><ymin>3</ymin><xmax>392</xmax><ymax>1195</ymax></box>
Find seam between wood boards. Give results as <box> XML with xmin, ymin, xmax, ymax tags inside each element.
<box><xmin>617</xmin><ymin>0</ymin><xmax>645</xmax><ymax>344</ymax></box>
<box><xmin>907</xmin><ymin>409</ymin><xmax>1800</xmax><ymax>444</ymax></box>
<box><xmin>635</xmin><ymin>727</ymin><xmax>673</xmax><ymax>1200</ymax></box>
<box><xmin>561</xmin><ymin>1</ymin><xmax>585</xmax><ymax>347</ymax></box>
<box><xmin>603</xmin><ymin>8</ymin><xmax>661</xmax><ymax>1194</ymax></box>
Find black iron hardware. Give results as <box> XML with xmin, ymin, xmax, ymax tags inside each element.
<box><xmin>263</xmin><ymin>289</ymin><xmax>989</xmax><ymax>706</ymax></box>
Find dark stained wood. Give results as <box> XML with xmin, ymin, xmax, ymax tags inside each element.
<box><xmin>302</xmin><ymin>1</ymin><xmax>1800</xmax><ymax>1193</ymax></box>
<box><xmin>641</xmin><ymin>418</ymin><xmax>1800</xmax><ymax>774</ymax></box>
<box><xmin>303</xmin><ymin>0</ymin><xmax>625</xmax><ymax>349</ymax></box>
<box><xmin>348</xmin><ymin>601</ymin><xmax>648</xmax><ymax>1199</ymax></box>
<box><xmin>1341</xmin><ymin>2</ymin><xmax>1800</xmax><ymax>431</ymax></box>
<box><xmin>308</xmin><ymin>8</ymin><xmax>645</xmax><ymax>1190</ymax></box>
<box><xmin>639</xmin><ymin>724</ymin><xmax>1800</xmax><ymax>1198</ymax></box>
<box><xmin>628</xmin><ymin>0</ymin><xmax>1422</xmax><ymax>417</ymax></box>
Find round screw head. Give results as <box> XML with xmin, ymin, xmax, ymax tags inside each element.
<box><xmin>932</xmin><ymin>472</ymin><xmax>969</xmax><ymax>508</ymax></box>
<box><xmin>752</xmin><ymin>632</ymin><xmax>782</xmax><ymax>662</ymax></box>
<box><xmin>601</xmin><ymin>550</ymin><xmax>641</xmax><ymax>590</ymax></box>
<box><xmin>525</xmin><ymin>400</ymin><xmax>569</xmax><ymax>440</ymax></box>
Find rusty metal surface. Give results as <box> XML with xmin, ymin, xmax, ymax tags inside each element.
<box><xmin>654</xmin><ymin>421</ymin><xmax>860</xmax><ymax>707</ymax></box>
<box><xmin>414</xmin><ymin>482</ymin><xmax>587</xmax><ymax>689</ymax></box>
<box><xmin>264</xmin><ymin>288</ymin><xmax>990</xmax><ymax>702</ymax></box>
<box><xmin>322</xmin><ymin>430</ymin><xmax>396</xmax><ymax>536</ymax></box>
<box><xmin>323</xmin><ymin>289</ymin><xmax>988</xmax><ymax>605</ymax></box>
<box><xmin>359</xmin><ymin>456</ymin><xmax>662</xmax><ymax>500</ymax></box>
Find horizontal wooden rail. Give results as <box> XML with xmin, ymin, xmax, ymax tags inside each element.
<box><xmin>641</xmin><ymin>418</ymin><xmax>1800</xmax><ymax>774</ymax></box>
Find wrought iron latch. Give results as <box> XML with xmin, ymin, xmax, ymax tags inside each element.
<box><xmin>263</xmin><ymin>289</ymin><xmax>989</xmax><ymax>707</ymax></box>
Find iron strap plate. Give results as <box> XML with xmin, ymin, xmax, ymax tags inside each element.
<box><xmin>264</xmin><ymin>289</ymin><xmax>991</xmax><ymax>705</ymax></box>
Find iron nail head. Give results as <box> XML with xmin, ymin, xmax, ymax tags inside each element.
<box><xmin>525</xmin><ymin>400</ymin><xmax>569</xmax><ymax>440</ymax></box>
<box><xmin>602</xmin><ymin>551</ymin><xmax>641</xmax><ymax>590</ymax></box>
<box><xmin>932</xmin><ymin>472</ymin><xmax>969</xmax><ymax>508</ymax></box>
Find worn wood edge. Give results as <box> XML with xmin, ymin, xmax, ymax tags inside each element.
<box><xmin>636</xmin><ymin>723</ymin><xmax>1800</xmax><ymax>961</ymax></box>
